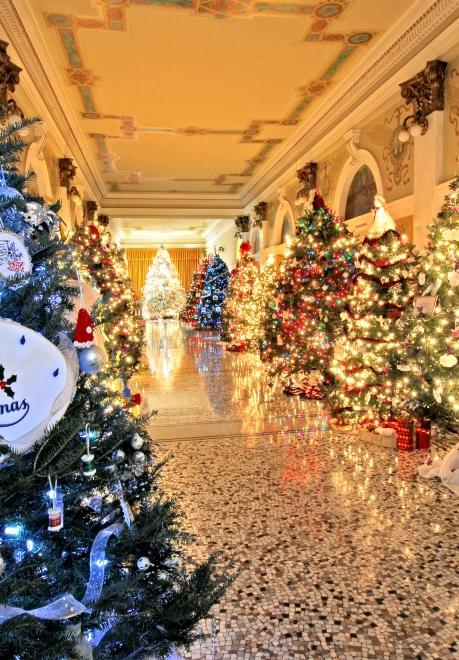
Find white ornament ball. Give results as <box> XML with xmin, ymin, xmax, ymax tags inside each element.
<box><xmin>137</xmin><ymin>556</ymin><xmax>151</xmax><ymax>571</ymax></box>
<box><xmin>131</xmin><ymin>434</ymin><xmax>144</xmax><ymax>450</ymax></box>
<box><xmin>439</xmin><ymin>353</ymin><xmax>458</xmax><ymax>368</ymax></box>
<box><xmin>78</xmin><ymin>345</ymin><xmax>106</xmax><ymax>374</ymax></box>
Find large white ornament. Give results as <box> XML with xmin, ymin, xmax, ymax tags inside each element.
<box><xmin>367</xmin><ymin>196</ymin><xmax>396</xmax><ymax>239</ymax></box>
<box><xmin>447</xmin><ymin>270</ymin><xmax>459</xmax><ymax>288</ymax></box>
<box><xmin>0</xmin><ymin>231</ymin><xmax>32</xmax><ymax>280</ymax></box>
<box><xmin>439</xmin><ymin>353</ymin><xmax>458</xmax><ymax>368</ymax></box>
<box><xmin>0</xmin><ymin>320</ymin><xmax>68</xmax><ymax>453</ymax></box>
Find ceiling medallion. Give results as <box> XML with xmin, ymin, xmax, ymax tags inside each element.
<box><xmin>315</xmin><ymin>3</ymin><xmax>344</xmax><ymax>19</ymax></box>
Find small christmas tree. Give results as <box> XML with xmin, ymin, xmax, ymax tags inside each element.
<box><xmin>142</xmin><ymin>246</ymin><xmax>186</xmax><ymax>320</ymax></box>
<box><xmin>263</xmin><ymin>192</ymin><xmax>357</xmax><ymax>396</ymax></box>
<box><xmin>221</xmin><ymin>241</ymin><xmax>259</xmax><ymax>351</ymax></box>
<box><xmin>398</xmin><ymin>176</ymin><xmax>459</xmax><ymax>430</ymax></box>
<box><xmin>330</xmin><ymin>195</ymin><xmax>419</xmax><ymax>425</ymax></box>
<box><xmin>73</xmin><ymin>215</ymin><xmax>143</xmax><ymax>381</ymax></box>
<box><xmin>197</xmin><ymin>254</ymin><xmax>230</xmax><ymax>329</ymax></box>
<box><xmin>180</xmin><ymin>254</ymin><xmax>211</xmax><ymax>326</ymax></box>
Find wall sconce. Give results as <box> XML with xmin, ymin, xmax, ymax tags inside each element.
<box><xmin>398</xmin><ymin>59</ymin><xmax>447</xmax><ymax>143</ymax></box>
<box><xmin>68</xmin><ymin>186</ymin><xmax>82</xmax><ymax>207</ymax></box>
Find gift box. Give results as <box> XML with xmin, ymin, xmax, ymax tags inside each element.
<box><xmin>415</xmin><ymin>419</ymin><xmax>431</xmax><ymax>450</ymax></box>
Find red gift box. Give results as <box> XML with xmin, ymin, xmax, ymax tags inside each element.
<box><xmin>415</xmin><ymin>420</ymin><xmax>431</xmax><ymax>450</ymax></box>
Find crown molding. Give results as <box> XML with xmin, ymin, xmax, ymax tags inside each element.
<box><xmin>240</xmin><ymin>0</ymin><xmax>459</xmax><ymax>208</ymax></box>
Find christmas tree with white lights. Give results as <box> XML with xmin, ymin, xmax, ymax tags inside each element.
<box><xmin>253</xmin><ymin>254</ymin><xmax>278</xmax><ymax>352</ymax></box>
<box><xmin>221</xmin><ymin>241</ymin><xmax>259</xmax><ymax>351</ymax></box>
<box><xmin>330</xmin><ymin>196</ymin><xmax>419</xmax><ymax>425</ymax></box>
<box><xmin>142</xmin><ymin>246</ymin><xmax>186</xmax><ymax>320</ymax></box>
<box><xmin>398</xmin><ymin>176</ymin><xmax>459</xmax><ymax>430</ymax></box>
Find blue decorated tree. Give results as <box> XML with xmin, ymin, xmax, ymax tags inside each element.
<box><xmin>197</xmin><ymin>254</ymin><xmax>230</xmax><ymax>329</ymax></box>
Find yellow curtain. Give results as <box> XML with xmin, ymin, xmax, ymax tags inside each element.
<box><xmin>125</xmin><ymin>248</ymin><xmax>204</xmax><ymax>298</ymax></box>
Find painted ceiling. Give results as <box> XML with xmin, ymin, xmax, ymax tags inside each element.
<box><xmin>30</xmin><ymin>0</ymin><xmax>418</xmax><ymax>198</ymax></box>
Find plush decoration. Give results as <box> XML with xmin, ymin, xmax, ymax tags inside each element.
<box><xmin>312</xmin><ymin>190</ymin><xmax>325</xmax><ymax>210</ymax></box>
<box><xmin>0</xmin><ymin>320</ymin><xmax>68</xmax><ymax>453</ymax></box>
<box><xmin>0</xmin><ymin>231</ymin><xmax>32</xmax><ymax>280</ymax></box>
<box><xmin>73</xmin><ymin>308</ymin><xmax>95</xmax><ymax>348</ymax></box>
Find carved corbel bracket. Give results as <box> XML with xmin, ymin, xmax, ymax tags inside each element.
<box><xmin>59</xmin><ymin>158</ymin><xmax>77</xmax><ymax>190</ymax></box>
<box><xmin>399</xmin><ymin>59</ymin><xmax>447</xmax><ymax>136</ymax></box>
<box><xmin>0</xmin><ymin>40</ymin><xmax>22</xmax><ymax>108</ymax></box>
<box><xmin>344</xmin><ymin>129</ymin><xmax>361</xmax><ymax>165</ymax></box>
<box><xmin>85</xmin><ymin>200</ymin><xmax>98</xmax><ymax>223</ymax></box>
<box><xmin>252</xmin><ymin>201</ymin><xmax>267</xmax><ymax>229</ymax></box>
<box><xmin>234</xmin><ymin>214</ymin><xmax>250</xmax><ymax>238</ymax></box>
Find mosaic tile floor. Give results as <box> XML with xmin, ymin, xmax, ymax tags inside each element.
<box><xmin>135</xmin><ymin>321</ymin><xmax>459</xmax><ymax>660</ymax></box>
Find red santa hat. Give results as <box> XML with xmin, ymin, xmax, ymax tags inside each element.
<box><xmin>74</xmin><ymin>308</ymin><xmax>95</xmax><ymax>348</ymax></box>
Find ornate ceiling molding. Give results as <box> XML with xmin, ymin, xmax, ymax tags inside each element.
<box><xmin>240</xmin><ymin>0</ymin><xmax>459</xmax><ymax>207</ymax></box>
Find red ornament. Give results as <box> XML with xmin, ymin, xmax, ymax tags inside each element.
<box><xmin>239</xmin><ymin>241</ymin><xmax>252</xmax><ymax>254</ymax></box>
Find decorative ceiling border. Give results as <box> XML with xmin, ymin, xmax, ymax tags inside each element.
<box><xmin>42</xmin><ymin>0</ymin><xmax>374</xmax><ymax>194</ymax></box>
<box><xmin>241</xmin><ymin>0</ymin><xmax>459</xmax><ymax>205</ymax></box>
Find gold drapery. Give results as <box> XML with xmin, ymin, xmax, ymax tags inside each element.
<box><xmin>125</xmin><ymin>248</ymin><xmax>204</xmax><ymax>298</ymax></box>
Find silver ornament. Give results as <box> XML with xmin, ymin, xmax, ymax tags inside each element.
<box><xmin>78</xmin><ymin>345</ymin><xmax>106</xmax><ymax>374</ymax></box>
<box><xmin>137</xmin><ymin>556</ymin><xmax>151</xmax><ymax>571</ymax></box>
<box><xmin>112</xmin><ymin>449</ymin><xmax>126</xmax><ymax>464</ymax></box>
<box><xmin>131</xmin><ymin>434</ymin><xmax>144</xmax><ymax>450</ymax></box>
<box><xmin>22</xmin><ymin>202</ymin><xmax>60</xmax><ymax>238</ymax></box>
<box><xmin>132</xmin><ymin>451</ymin><xmax>146</xmax><ymax>465</ymax></box>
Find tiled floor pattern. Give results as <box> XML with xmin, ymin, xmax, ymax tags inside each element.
<box><xmin>137</xmin><ymin>322</ymin><xmax>458</xmax><ymax>659</ymax></box>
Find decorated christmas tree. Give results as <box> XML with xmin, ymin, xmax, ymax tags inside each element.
<box><xmin>330</xmin><ymin>195</ymin><xmax>419</xmax><ymax>425</ymax></box>
<box><xmin>221</xmin><ymin>241</ymin><xmax>259</xmax><ymax>351</ymax></box>
<box><xmin>252</xmin><ymin>254</ymin><xmax>278</xmax><ymax>353</ymax></box>
<box><xmin>397</xmin><ymin>176</ymin><xmax>459</xmax><ymax>430</ymax></box>
<box><xmin>180</xmin><ymin>254</ymin><xmax>211</xmax><ymax>326</ymax></box>
<box><xmin>142</xmin><ymin>246</ymin><xmax>186</xmax><ymax>320</ymax></box>
<box><xmin>197</xmin><ymin>254</ymin><xmax>230</xmax><ymax>329</ymax></box>
<box><xmin>73</xmin><ymin>215</ymin><xmax>144</xmax><ymax>382</ymax></box>
<box><xmin>262</xmin><ymin>192</ymin><xmax>357</xmax><ymax>397</ymax></box>
<box><xmin>0</xmin><ymin>108</ymin><xmax>226</xmax><ymax>657</ymax></box>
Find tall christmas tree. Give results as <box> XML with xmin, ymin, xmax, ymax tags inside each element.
<box><xmin>251</xmin><ymin>254</ymin><xmax>278</xmax><ymax>353</ymax></box>
<box><xmin>0</xmin><ymin>108</ymin><xmax>226</xmax><ymax>657</ymax></box>
<box><xmin>330</xmin><ymin>195</ymin><xmax>419</xmax><ymax>425</ymax></box>
<box><xmin>180</xmin><ymin>254</ymin><xmax>211</xmax><ymax>326</ymax></box>
<box><xmin>73</xmin><ymin>215</ymin><xmax>144</xmax><ymax>381</ymax></box>
<box><xmin>398</xmin><ymin>176</ymin><xmax>459</xmax><ymax>430</ymax></box>
<box><xmin>142</xmin><ymin>246</ymin><xmax>186</xmax><ymax>320</ymax></box>
<box><xmin>197</xmin><ymin>254</ymin><xmax>230</xmax><ymax>329</ymax></box>
<box><xmin>262</xmin><ymin>192</ymin><xmax>357</xmax><ymax>395</ymax></box>
<box><xmin>221</xmin><ymin>241</ymin><xmax>259</xmax><ymax>351</ymax></box>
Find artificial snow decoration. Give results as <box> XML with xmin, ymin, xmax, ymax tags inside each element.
<box><xmin>375</xmin><ymin>426</ymin><xmax>397</xmax><ymax>437</ymax></box>
<box><xmin>0</xmin><ymin>230</ymin><xmax>31</xmax><ymax>280</ymax></box>
<box><xmin>22</xmin><ymin>202</ymin><xmax>60</xmax><ymax>238</ymax></box>
<box><xmin>0</xmin><ymin>320</ymin><xmax>68</xmax><ymax>453</ymax></box>
<box><xmin>439</xmin><ymin>353</ymin><xmax>458</xmax><ymax>368</ymax></box>
<box><xmin>418</xmin><ymin>442</ymin><xmax>459</xmax><ymax>496</ymax></box>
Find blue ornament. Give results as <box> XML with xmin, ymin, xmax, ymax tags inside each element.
<box><xmin>78</xmin><ymin>345</ymin><xmax>106</xmax><ymax>374</ymax></box>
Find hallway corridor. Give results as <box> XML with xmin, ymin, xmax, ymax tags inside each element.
<box><xmin>133</xmin><ymin>322</ymin><xmax>458</xmax><ymax>660</ymax></box>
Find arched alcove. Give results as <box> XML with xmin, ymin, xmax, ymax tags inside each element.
<box><xmin>344</xmin><ymin>164</ymin><xmax>377</xmax><ymax>220</ymax></box>
<box><xmin>272</xmin><ymin>198</ymin><xmax>295</xmax><ymax>246</ymax></box>
<box><xmin>334</xmin><ymin>149</ymin><xmax>383</xmax><ymax>219</ymax></box>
